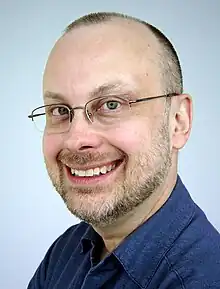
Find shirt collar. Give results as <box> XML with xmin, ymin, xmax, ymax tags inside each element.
<box><xmin>80</xmin><ymin>175</ymin><xmax>195</xmax><ymax>287</ymax></box>
<box><xmin>80</xmin><ymin>224</ymin><xmax>101</xmax><ymax>254</ymax></box>
<box><xmin>113</xmin><ymin>175</ymin><xmax>195</xmax><ymax>288</ymax></box>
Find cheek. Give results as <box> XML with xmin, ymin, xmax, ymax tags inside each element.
<box><xmin>106</xmin><ymin>121</ymin><xmax>151</xmax><ymax>155</ymax></box>
<box><xmin>43</xmin><ymin>134</ymin><xmax>63</xmax><ymax>162</ymax></box>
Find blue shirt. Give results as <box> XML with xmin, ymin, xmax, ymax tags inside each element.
<box><xmin>27</xmin><ymin>176</ymin><xmax>220</xmax><ymax>288</ymax></box>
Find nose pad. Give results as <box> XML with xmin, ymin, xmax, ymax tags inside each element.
<box><xmin>69</xmin><ymin>111</ymin><xmax>73</xmax><ymax>123</ymax></box>
<box><xmin>68</xmin><ymin>106</ymin><xmax>88</xmax><ymax>131</ymax></box>
<box><xmin>87</xmin><ymin>111</ymin><xmax>94</xmax><ymax>122</ymax></box>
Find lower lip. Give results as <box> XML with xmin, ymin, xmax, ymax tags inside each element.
<box><xmin>65</xmin><ymin>160</ymin><xmax>123</xmax><ymax>185</ymax></box>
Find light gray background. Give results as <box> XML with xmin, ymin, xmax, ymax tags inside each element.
<box><xmin>1</xmin><ymin>1</ymin><xmax>220</xmax><ymax>288</ymax></box>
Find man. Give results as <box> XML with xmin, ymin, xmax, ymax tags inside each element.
<box><xmin>27</xmin><ymin>12</ymin><xmax>220</xmax><ymax>289</ymax></box>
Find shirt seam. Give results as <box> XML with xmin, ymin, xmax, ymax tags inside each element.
<box><xmin>112</xmin><ymin>254</ymin><xmax>145</xmax><ymax>289</ymax></box>
<box><xmin>119</xmin><ymin>203</ymin><xmax>196</xmax><ymax>288</ymax></box>
<box><xmin>144</xmin><ymin>206</ymin><xmax>195</xmax><ymax>288</ymax></box>
<box><xmin>164</xmin><ymin>255</ymin><xmax>186</xmax><ymax>289</ymax></box>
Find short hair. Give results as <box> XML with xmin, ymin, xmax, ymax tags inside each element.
<box><xmin>64</xmin><ymin>12</ymin><xmax>183</xmax><ymax>95</ymax></box>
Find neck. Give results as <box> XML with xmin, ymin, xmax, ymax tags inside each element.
<box><xmin>93</xmin><ymin>171</ymin><xmax>177</xmax><ymax>254</ymax></box>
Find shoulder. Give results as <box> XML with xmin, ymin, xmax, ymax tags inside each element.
<box><xmin>52</xmin><ymin>221</ymin><xmax>89</xmax><ymax>246</ymax></box>
<box><xmin>44</xmin><ymin>221</ymin><xmax>89</xmax><ymax>266</ymax></box>
<box><xmin>165</xmin><ymin>204</ymin><xmax>220</xmax><ymax>288</ymax></box>
<box><xmin>27</xmin><ymin>222</ymin><xmax>89</xmax><ymax>288</ymax></box>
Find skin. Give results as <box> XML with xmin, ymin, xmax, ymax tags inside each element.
<box><xmin>42</xmin><ymin>19</ymin><xmax>193</xmax><ymax>257</ymax></box>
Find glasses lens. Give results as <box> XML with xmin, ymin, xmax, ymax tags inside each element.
<box><xmin>31</xmin><ymin>107</ymin><xmax>46</xmax><ymax>132</ymax></box>
<box><xmin>32</xmin><ymin>105</ymin><xmax>70</xmax><ymax>133</ymax></box>
<box><xmin>86</xmin><ymin>96</ymin><xmax>130</xmax><ymax>126</ymax></box>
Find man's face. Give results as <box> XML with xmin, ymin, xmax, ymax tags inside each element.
<box><xmin>43</xmin><ymin>22</ymin><xmax>172</xmax><ymax>226</ymax></box>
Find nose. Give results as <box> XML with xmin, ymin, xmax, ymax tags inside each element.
<box><xmin>63</xmin><ymin>109</ymin><xmax>103</xmax><ymax>152</ymax></box>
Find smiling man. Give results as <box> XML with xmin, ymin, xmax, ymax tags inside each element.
<box><xmin>27</xmin><ymin>12</ymin><xmax>220</xmax><ymax>289</ymax></box>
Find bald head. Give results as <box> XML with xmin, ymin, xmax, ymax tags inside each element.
<box><xmin>62</xmin><ymin>12</ymin><xmax>183</xmax><ymax>95</ymax></box>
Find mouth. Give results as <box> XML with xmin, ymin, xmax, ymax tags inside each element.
<box><xmin>65</xmin><ymin>159</ymin><xmax>124</xmax><ymax>185</ymax></box>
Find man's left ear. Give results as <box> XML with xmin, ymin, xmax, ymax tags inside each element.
<box><xmin>171</xmin><ymin>94</ymin><xmax>193</xmax><ymax>150</ymax></box>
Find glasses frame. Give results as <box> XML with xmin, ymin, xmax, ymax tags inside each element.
<box><xmin>28</xmin><ymin>92</ymin><xmax>177</xmax><ymax>132</ymax></box>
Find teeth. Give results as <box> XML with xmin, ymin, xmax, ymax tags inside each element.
<box><xmin>70</xmin><ymin>163</ymin><xmax>117</xmax><ymax>177</ymax></box>
<box><xmin>100</xmin><ymin>166</ymin><xmax>107</xmax><ymax>174</ymax></box>
<box><xmin>85</xmin><ymin>169</ymin><xmax>93</xmax><ymax>176</ymax></box>
<box><xmin>78</xmin><ymin>170</ymin><xmax>85</xmax><ymax>177</ymax></box>
<box><xmin>93</xmin><ymin>167</ymin><xmax>100</xmax><ymax>176</ymax></box>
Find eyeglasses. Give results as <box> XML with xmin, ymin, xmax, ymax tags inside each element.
<box><xmin>28</xmin><ymin>93</ymin><xmax>177</xmax><ymax>134</ymax></box>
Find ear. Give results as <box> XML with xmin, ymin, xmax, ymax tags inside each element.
<box><xmin>171</xmin><ymin>94</ymin><xmax>193</xmax><ymax>150</ymax></box>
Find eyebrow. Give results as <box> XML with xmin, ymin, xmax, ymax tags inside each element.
<box><xmin>43</xmin><ymin>81</ymin><xmax>136</xmax><ymax>103</ymax></box>
<box><xmin>90</xmin><ymin>81</ymin><xmax>133</xmax><ymax>98</ymax></box>
<box><xmin>43</xmin><ymin>91</ymin><xmax>66</xmax><ymax>102</ymax></box>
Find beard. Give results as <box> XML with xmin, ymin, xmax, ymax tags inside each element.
<box><xmin>44</xmin><ymin>111</ymin><xmax>172</xmax><ymax>227</ymax></box>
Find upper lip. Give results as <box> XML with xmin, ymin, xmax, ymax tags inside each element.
<box><xmin>65</xmin><ymin>159</ymin><xmax>122</xmax><ymax>171</ymax></box>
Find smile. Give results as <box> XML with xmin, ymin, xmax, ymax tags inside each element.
<box><xmin>70</xmin><ymin>162</ymin><xmax>117</xmax><ymax>177</ymax></box>
<box><xmin>66</xmin><ymin>159</ymin><xmax>123</xmax><ymax>181</ymax></box>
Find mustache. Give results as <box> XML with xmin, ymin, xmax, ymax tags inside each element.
<box><xmin>57</xmin><ymin>149</ymin><xmax>124</xmax><ymax>166</ymax></box>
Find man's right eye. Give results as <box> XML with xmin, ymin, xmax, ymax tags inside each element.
<box><xmin>49</xmin><ymin>106</ymin><xmax>69</xmax><ymax>116</ymax></box>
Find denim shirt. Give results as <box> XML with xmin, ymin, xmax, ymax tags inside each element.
<box><xmin>27</xmin><ymin>176</ymin><xmax>220</xmax><ymax>288</ymax></box>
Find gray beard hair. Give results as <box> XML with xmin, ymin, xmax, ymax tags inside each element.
<box><xmin>45</xmin><ymin>111</ymin><xmax>172</xmax><ymax>227</ymax></box>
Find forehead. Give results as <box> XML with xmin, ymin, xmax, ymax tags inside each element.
<box><xmin>43</xmin><ymin>20</ymin><xmax>162</xmax><ymax>100</ymax></box>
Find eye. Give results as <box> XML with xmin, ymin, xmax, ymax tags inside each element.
<box><xmin>47</xmin><ymin>105</ymin><xmax>69</xmax><ymax>116</ymax></box>
<box><xmin>88</xmin><ymin>97</ymin><xmax>128</xmax><ymax>119</ymax></box>
<box><xmin>102</xmin><ymin>100</ymin><xmax>121</xmax><ymax>111</ymax></box>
